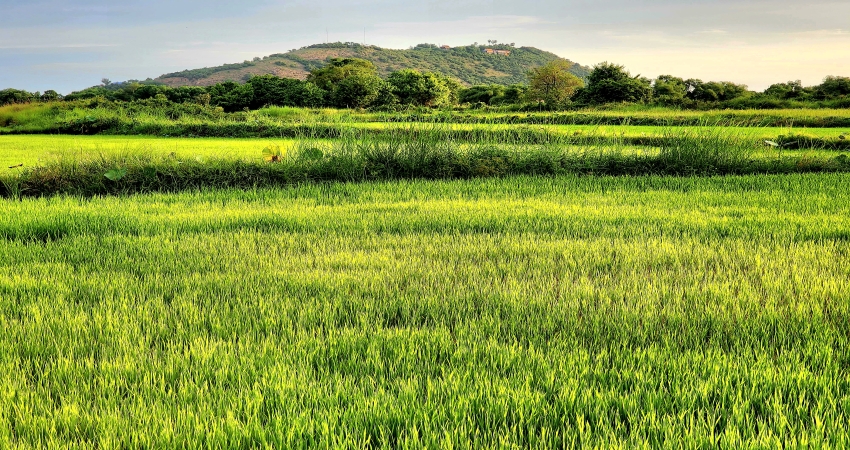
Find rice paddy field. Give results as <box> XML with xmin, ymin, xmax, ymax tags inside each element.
<box><xmin>1</xmin><ymin>107</ymin><xmax>849</xmax><ymax>448</ymax></box>
<box><xmin>0</xmin><ymin>135</ymin><xmax>300</xmax><ymax>169</ymax></box>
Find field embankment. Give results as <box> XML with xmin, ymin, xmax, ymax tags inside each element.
<box><xmin>2</xmin><ymin>129</ymin><xmax>849</xmax><ymax>198</ymax></box>
<box><xmin>2</xmin><ymin>103</ymin><xmax>850</xmax><ymax>148</ymax></box>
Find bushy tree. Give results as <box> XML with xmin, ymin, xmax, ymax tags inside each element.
<box><xmin>40</xmin><ymin>90</ymin><xmax>62</xmax><ymax>101</ymax></box>
<box><xmin>653</xmin><ymin>75</ymin><xmax>687</xmax><ymax>105</ymax></box>
<box><xmin>307</xmin><ymin>58</ymin><xmax>378</xmax><ymax>92</ymax></box>
<box><xmin>387</xmin><ymin>69</ymin><xmax>452</xmax><ymax>107</ymax></box>
<box><xmin>499</xmin><ymin>84</ymin><xmax>529</xmax><ymax>105</ymax></box>
<box><xmin>574</xmin><ymin>62</ymin><xmax>651</xmax><ymax>105</ymax></box>
<box><xmin>685</xmin><ymin>79</ymin><xmax>749</xmax><ymax>102</ymax></box>
<box><xmin>371</xmin><ymin>83</ymin><xmax>399</xmax><ymax>109</ymax></box>
<box><xmin>526</xmin><ymin>60</ymin><xmax>584</xmax><ymax>107</ymax></box>
<box><xmin>815</xmin><ymin>76</ymin><xmax>850</xmax><ymax>99</ymax></box>
<box><xmin>207</xmin><ymin>81</ymin><xmax>254</xmax><ymax>112</ymax></box>
<box><xmin>293</xmin><ymin>82</ymin><xmax>327</xmax><ymax>108</ymax></box>
<box><xmin>333</xmin><ymin>73</ymin><xmax>384</xmax><ymax>108</ymax></box>
<box><xmin>63</xmin><ymin>87</ymin><xmax>113</xmax><ymax>101</ymax></box>
<box><xmin>306</xmin><ymin>58</ymin><xmax>383</xmax><ymax>108</ymax></box>
<box><xmin>0</xmin><ymin>89</ymin><xmax>37</xmax><ymax>105</ymax></box>
<box><xmin>459</xmin><ymin>85</ymin><xmax>506</xmax><ymax>105</ymax></box>
<box><xmin>166</xmin><ymin>86</ymin><xmax>208</xmax><ymax>104</ymax></box>
<box><xmin>247</xmin><ymin>75</ymin><xmax>329</xmax><ymax>108</ymax></box>
<box><xmin>127</xmin><ymin>84</ymin><xmax>169</xmax><ymax>101</ymax></box>
<box><xmin>764</xmin><ymin>80</ymin><xmax>811</xmax><ymax>100</ymax></box>
<box><xmin>440</xmin><ymin>75</ymin><xmax>463</xmax><ymax>105</ymax></box>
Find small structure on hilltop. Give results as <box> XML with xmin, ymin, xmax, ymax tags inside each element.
<box><xmin>441</xmin><ymin>45</ymin><xmax>451</xmax><ymax>49</ymax></box>
<box><xmin>484</xmin><ymin>48</ymin><xmax>511</xmax><ymax>56</ymax></box>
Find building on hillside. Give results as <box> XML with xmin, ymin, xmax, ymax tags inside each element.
<box><xmin>441</xmin><ymin>45</ymin><xmax>451</xmax><ymax>49</ymax></box>
<box><xmin>484</xmin><ymin>48</ymin><xmax>511</xmax><ymax>56</ymax></box>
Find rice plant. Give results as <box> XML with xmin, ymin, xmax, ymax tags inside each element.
<box><xmin>1</xmin><ymin>174</ymin><xmax>848</xmax><ymax>448</ymax></box>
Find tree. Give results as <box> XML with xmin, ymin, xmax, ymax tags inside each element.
<box><xmin>526</xmin><ymin>60</ymin><xmax>584</xmax><ymax>107</ymax></box>
<box><xmin>166</xmin><ymin>86</ymin><xmax>208</xmax><ymax>104</ymax></box>
<box><xmin>305</xmin><ymin>58</ymin><xmax>383</xmax><ymax>108</ymax></box>
<box><xmin>653</xmin><ymin>75</ymin><xmax>687</xmax><ymax>105</ymax></box>
<box><xmin>685</xmin><ymin>79</ymin><xmax>749</xmax><ymax>102</ymax></box>
<box><xmin>499</xmin><ymin>84</ymin><xmax>529</xmax><ymax>105</ymax></box>
<box><xmin>764</xmin><ymin>80</ymin><xmax>810</xmax><ymax>100</ymax></box>
<box><xmin>306</xmin><ymin>58</ymin><xmax>378</xmax><ymax>92</ymax></box>
<box><xmin>371</xmin><ymin>83</ymin><xmax>399</xmax><ymax>109</ymax></box>
<box><xmin>296</xmin><ymin>82</ymin><xmax>328</xmax><ymax>108</ymax></box>
<box><xmin>41</xmin><ymin>90</ymin><xmax>62</xmax><ymax>102</ymax></box>
<box><xmin>248</xmin><ymin>75</ymin><xmax>320</xmax><ymax>108</ymax></box>
<box><xmin>0</xmin><ymin>89</ymin><xmax>36</xmax><ymax>105</ymax></box>
<box><xmin>131</xmin><ymin>84</ymin><xmax>169</xmax><ymax>101</ymax></box>
<box><xmin>815</xmin><ymin>76</ymin><xmax>850</xmax><ymax>99</ymax></box>
<box><xmin>333</xmin><ymin>73</ymin><xmax>384</xmax><ymax>108</ymax></box>
<box><xmin>207</xmin><ymin>81</ymin><xmax>254</xmax><ymax>112</ymax></box>
<box><xmin>573</xmin><ymin>62</ymin><xmax>651</xmax><ymax>105</ymax></box>
<box><xmin>387</xmin><ymin>70</ymin><xmax>452</xmax><ymax>107</ymax></box>
<box><xmin>459</xmin><ymin>85</ymin><xmax>506</xmax><ymax>105</ymax></box>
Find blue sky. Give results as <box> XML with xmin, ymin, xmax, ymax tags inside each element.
<box><xmin>1</xmin><ymin>0</ymin><xmax>848</xmax><ymax>93</ymax></box>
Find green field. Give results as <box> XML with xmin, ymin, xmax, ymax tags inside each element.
<box><xmin>2</xmin><ymin>174</ymin><xmax>849</xmax><ymax>447</ymax></box>
<box><xmin>2</xmin><ymin>104</ymin><xmax>850</xmax><ymax>447</ymax></box>
<box><xmin>1</xmin><ymin>130</ymin><xmax>846</xmax><ymax>177</ymax></box>
<box><xmin>0</xmin><ymin>135</ymin><xmax>300</xmax><ymax>169</ymax></box>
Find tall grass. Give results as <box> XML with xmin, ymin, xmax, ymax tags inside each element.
<box><xmin>3</xmin><ymin>125</ymin><xmax>848</xmax><ymax>198</ymax></box>
<box><xmin>3</xmin><ymin>102</ymin><xmax>850</xmax><ymax>147</ymax></box>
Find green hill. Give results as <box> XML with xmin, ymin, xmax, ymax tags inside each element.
<box><xmin>155</xmin><ymin>43</ymin><xmax>590</xmax><ymax>87</ymax></box>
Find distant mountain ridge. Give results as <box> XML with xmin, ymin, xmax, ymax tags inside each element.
<box><xmin>155</xmin><ymin>43</ymin><xmax>591</xmax><ymax>87</ymax></box>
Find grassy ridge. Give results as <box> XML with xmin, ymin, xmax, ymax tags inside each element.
<box><xmin>1</xmin><ymin>134</ymin><xmax>846</xmax><ymax>170</ymax></box>
<box><xmin>4</xmin><ymin>129</ymin><xmax>850</xmax><ymax>198</ymax></box>
<box><xmin>3</xmin><ymin>103</ymin><xmax>850</xmax><ymax>142</ymax></box>
<box><xmin>1</xmin><ymin>174</ymin><xmax>849</xmax><ymax>447</ymax></box>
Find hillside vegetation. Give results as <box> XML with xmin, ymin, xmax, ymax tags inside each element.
<box><xmin>155</xmin><ymin>43</ymin><xmax>590</xmax><ymax>87</ymax></box>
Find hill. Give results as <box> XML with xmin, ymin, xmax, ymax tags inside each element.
<box><xmin>154</xmin><ymin>43</ymin><xmax>591</xmax><ymax>87</ymax></box>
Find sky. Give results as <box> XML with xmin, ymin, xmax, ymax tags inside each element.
<box><xmin>1</xmin><ymin>0</ymin><xmax>848</xmax><ymax>94</ymax></box>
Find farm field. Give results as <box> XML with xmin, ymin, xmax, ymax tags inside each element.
<box><xmin>328</xmin><ymin>121</ymin><xmax>850</xmax><ymax>139</ymax></box>
<box><xmin>1</xmin><ymin>127</ymin><xmax>847</xmax><ymax>172</ymax></box>
<box><xmin>1</xmin><ymin>174</ymin><xmax>849</xmax><ymax>447</ymax></box>
<box><xmin>1</xmin><ymin>104</ymin><xmax>849</xmax><ymax>447</ymax></box>
<box><xmin>3</xmin><ymin>103</ymin><xmax>850</xmax><ymax>144</ymax></box>
<box><xmin>0</xmin><ymin>135</ymin><xmax>305</xmax><ymax>169</ymax></box>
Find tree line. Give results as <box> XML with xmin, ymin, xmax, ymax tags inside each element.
<box><xmin>2</xmin><ymin>58</ymin><xmax>849</xmax><ymax>111</ymax></box>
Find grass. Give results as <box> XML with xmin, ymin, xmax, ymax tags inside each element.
<box><xmin>3</xmin><ymin>127</ymin><xmax>849</xmax><ymax>198</ymax></box>
<box><xmin>0</xmin><ymin>135</ymin><xmax>307</xmax><ymax>169</ymax></box>
<box><xmin>2</xmin><ymin>103</ymin><xmax>849</xmax><ymax>446</ymax></box>
<box><xmin>382</xmin><ymin>107</ymin><xmax>850</xmax><ymax>127</ymax></box>
<box><xmin>2</xmin><ymin>103</ymin><xmax>850</xmax><ymax>150</ymax></box>
<box><xmin>1</xmin><ymin>174</ymin><xmax>849</xmax><ymax>447</ymax></box>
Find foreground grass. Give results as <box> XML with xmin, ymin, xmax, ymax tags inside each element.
<box><xmin>1</xmin><ymin>174</ymin><xmax>849</xmax><ymax>448</ymax></box>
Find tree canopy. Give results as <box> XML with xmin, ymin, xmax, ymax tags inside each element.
<box><xmin>387</xmin><ymin>70</ymin><xmax>453</xmax><ymax>107</ymax></box>
<box><xmin>574</xmin><ymin>62</ymin><xmax>652</xmax><ymax>105</ymax></box>
<box><xmin>526</xmin><ymin>60</ymin><xmax>584</xmax><ymax>107</ymax></box>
